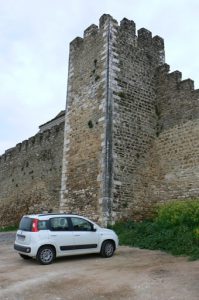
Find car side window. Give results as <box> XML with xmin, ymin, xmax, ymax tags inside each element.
<box><xmin>49</xmin><ymin>217</ymin><xmax>69</xmax><ymax>231</ymax></box>
<box><xmin>38</xmin><ymin>220</ymin><xmax>48</xmax><ymax>230</ymax></box>
<box><xmin>71</xmin><ymin>217</ymin><xmax>92</xmax><ymax>231</ymax></box>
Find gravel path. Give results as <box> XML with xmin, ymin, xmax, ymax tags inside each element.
<box><xmin>0</xmin><ymin>234</ymin><xmax>199</xmax><ymax>300</ymax></box>
<box><xmin>0</xmin><ymin>232</ymin><xmax>16</xmax><ymax>244</ymax></box>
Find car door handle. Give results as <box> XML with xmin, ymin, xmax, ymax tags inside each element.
<box><xmin>50</xmin><ymin>234</ymin><xmax>57</xmax><ymax>237</ymax></box>
<box><xmin>74</xmin><ymin>234</ymin><xmax>80</xmax><ymax>236</ymax></box>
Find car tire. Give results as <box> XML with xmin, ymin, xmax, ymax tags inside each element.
<box><xmin>19</xmin><ymin>254</ymin><xmax>32</xmax><ymax>260</ymax></box>
<box><xmin>36</xmin><ymin>246</ymin><xmax>55</xmax><ymax>265</ymax></box>
<box><xmin>100</xmin><ymin>240</ymin><xmax>115</xmax><ymax>258</ymax></box>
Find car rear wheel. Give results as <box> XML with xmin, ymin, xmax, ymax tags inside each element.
<box><xmin>36</xmin><ymin>246</ymin><xmax>55</xmax><ymax>265</ymax></box>
<box><xmin>100</xmin><ymin>240</ymin><xmax>115</xmax><ymax>258</ymax></box>
<box><xmin>19</xmin><ymin>253</ymin><xmax>32</xmax><ymax>260</ymax></box>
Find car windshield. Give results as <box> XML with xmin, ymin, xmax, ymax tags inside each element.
<box><xmin>19</xmin><ymin>217</ymin><xmax>33</xmax><ymax>231</ymax></box>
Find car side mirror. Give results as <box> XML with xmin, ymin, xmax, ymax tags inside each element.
<box><xmin>92</xmin><ymin>225</ymin><xmax>97</xmax><ymax>232</ymax></box>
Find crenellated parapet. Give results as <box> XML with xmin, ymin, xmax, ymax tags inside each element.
<box><xmin>99</xmin><ymin>14</ymin><xmax>118</xmax><ymax>28</ymax></box>
<box><xmin>120</xmin><ymin>18</ymin><xmax>136</xmax><ymax>35</ymax></box>
<box><xmin>68</xmin><ymin>14</ymin><xmax>165</xmax><ymax>66</ymax></box>
<box><xmin>156</xmin><ymin>63</ymin><xmax>196</xmax><ymax>93</ymax></box>
<box><xmin>155</xmin><ymin>63</ymin><xmax>199</xmax><ymax>132</ymax></box>
<box><xmin>69</xmin><ymin>36</ymin><xmax>84</xmax><ymax>51</ymax></box>
<box><xmin>83</xmin><ymin>24</ymin><xmax>98</xmax><ymax>38</ymax></box>
<box><xmin>0</xmin><ymin>122</ymin><xmax>64</xmax><ymax>165</ymax></box>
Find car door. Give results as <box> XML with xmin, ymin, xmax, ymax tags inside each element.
<box><xmin>70</xmin><ymin>217</ymin><xmax>99</xmax><ymax>254</ymax></box>
<box><xmin>48</xmin><ymin>217</ymin><xmax>75</xmax><ymax>256</ymax></box>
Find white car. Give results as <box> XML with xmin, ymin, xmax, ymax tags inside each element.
<box><xmin>14</xmin><ymin>213</ymin><xmax>119</xmax><ymax>264</ymax></box>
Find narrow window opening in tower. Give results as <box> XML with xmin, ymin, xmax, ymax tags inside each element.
<box><xmin>88</xmin><ymin>120</ymin><xmax>93</xmax><ymax>128</ymax></box>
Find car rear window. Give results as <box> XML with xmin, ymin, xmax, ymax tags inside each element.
<box><xmin>19</xmin><ymin>217</ymin><xmax>33</xmax><ymax>231</ymax></box>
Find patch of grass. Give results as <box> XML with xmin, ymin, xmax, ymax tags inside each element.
<box><xmin>0</xmin><ymin>225</ymin><xmax>17</xmax><ymax>232</ymax></box>
<box><xmin>111</xmin><ymin>200</ymin><xmax>199</xmax><ymax>260</ymax></box>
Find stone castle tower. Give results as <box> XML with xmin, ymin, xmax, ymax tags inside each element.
<box><xmin>60</xmin><ymin>14</ymin><xmax>199</xmax><ymax>225</ymax></box>
<box><xmin>60</xmin><ymin>14</ymin><xmax>157</xmax><ymax>224</ymax></box>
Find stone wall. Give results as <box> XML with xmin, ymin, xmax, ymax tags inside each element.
<box><xmin>154</xmin><ymin>120</ymin><xmax>199</xmax><ymax>201</ymax></box>
<box><xmin>143</xmin><ymin>64</ymin><xmax>199</xmax><ymax>206</ymax></box>
<box><xmin>0</xmin><ymin>122</ymin><xmax>64</xmax><ymax>226</ymax></box>
<box><xmin>111</xmin><ymin>19</ymin><xmax>165</xmax><ymax>221</ymax></box>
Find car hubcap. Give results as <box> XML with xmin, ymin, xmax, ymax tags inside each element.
<box><xmin>40</xmin><ymin>249</ymin><xmax>53</xmax><ymax>263</ymax></box>
<box><xmin>105</xmin><ymin>243</ymin><xmax>114</xmax><ymax>256</ymax></box>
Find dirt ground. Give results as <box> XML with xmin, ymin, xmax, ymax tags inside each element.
<box><xmin>0</xmin><ymin>232</ymin><xmax>199</xmax><ymax>300</ymax></box>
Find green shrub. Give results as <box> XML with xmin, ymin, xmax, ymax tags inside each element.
<box><xmin>112</xmin><ymin>199</ymin><xmax>199</xmax><ymax>260</ymax></box>
<box><xmin>156</xmin><ymin>199</ymin><xmax>199</xmax><ymax>227</ymax></box>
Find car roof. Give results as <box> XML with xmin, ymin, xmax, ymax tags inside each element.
<box><xmin>22</xmin><ymin>213</ymin><xmax>89</xmax><ymax>219</ymax></box>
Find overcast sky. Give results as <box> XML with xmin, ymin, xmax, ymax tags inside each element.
<box><xmin>0</xmin><ymin>0</ymin><xmax>199</xmax><ymax>155</ymax></box>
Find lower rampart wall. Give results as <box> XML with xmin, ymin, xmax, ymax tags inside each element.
<box><xmin>131</xmin><ymin>119</ymin><xmax>199</xmax><ymax>221</ymax></box>
<box><xmin>0</xmin><ymin>123</ymin><xmax>64</xmax><ymax>227</ymax></box>
<box><xmin>153</xmin><ymin>119</ymin><xmax>199</xmax><ymax>201</ymax></box>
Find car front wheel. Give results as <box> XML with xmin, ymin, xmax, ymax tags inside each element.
<box><xmin>100</xmin><ymin>240</ymin><xmax>115</xmax><ymax>258</ymax></box>
<box><xmin>36</xmin><ymin>246</ymin><xmax>55</xmax><ymax>265</ymax></box>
